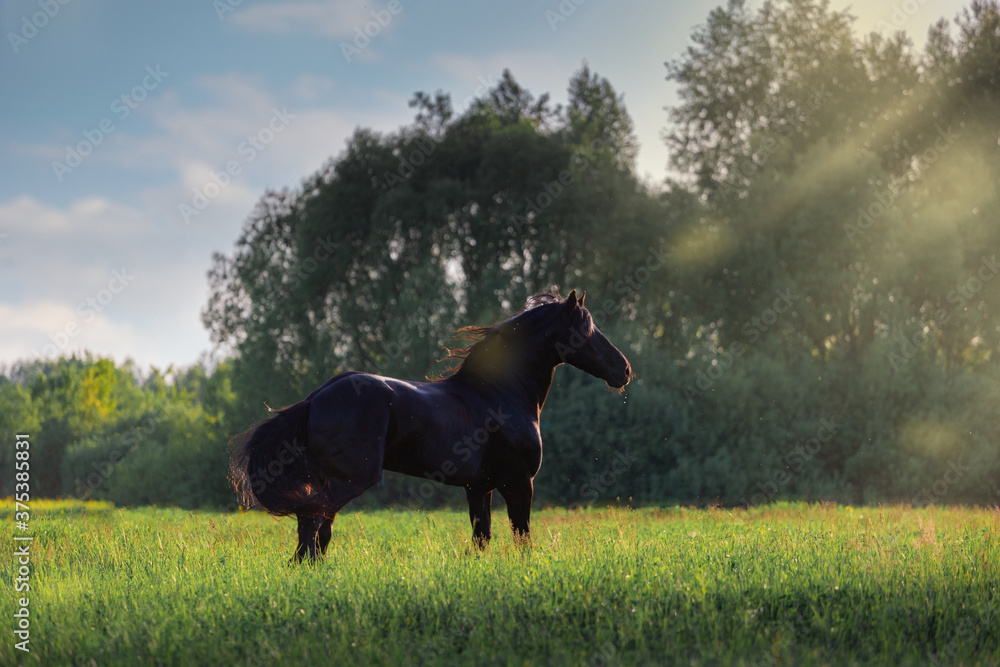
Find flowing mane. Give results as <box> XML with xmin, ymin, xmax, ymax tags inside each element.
<box><xmin>431</xmin><ymin>292</ymin><xmax>564</xmax><ymax>380</ymax></box>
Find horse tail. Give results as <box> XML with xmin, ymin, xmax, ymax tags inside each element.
<box><xmin>229</xmin><ymin>400</ymin><xmax>321</xmax><ymax>517</ymax></box>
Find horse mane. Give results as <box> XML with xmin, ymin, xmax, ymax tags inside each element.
<box><xmin>430</xmin><ymin>291</ymin><xmax>564</xmax><ymax>380</ymax></box>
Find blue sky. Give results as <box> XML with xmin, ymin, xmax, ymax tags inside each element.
<box><xmin>0</xmin><ymin>0</ymin><xmax>966</xmax><ymax>370</ymax></box>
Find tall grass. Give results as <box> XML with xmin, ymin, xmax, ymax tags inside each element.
<box><xmin>0</xmin><ymin>501</ymin><xmax>996</xmax><ymax>665</ymax></box>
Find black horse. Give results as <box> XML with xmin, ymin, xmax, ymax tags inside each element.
<box><xmin>230</xmin><ymin>290</ymin><xmax>631</xmax><ymax>562</ymax></box>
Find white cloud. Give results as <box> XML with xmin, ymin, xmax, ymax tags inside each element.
<box><xmin>11</xmin><ymin>73</ymin><xmax>374</xmax><ymax>221</ymax></box>
<box><xmin>290</xmin><ymin>74</ymin><xmax>338</xmax><ymax>102</ymax></box>
<box><xmin>0</xmin><ymin>62</ymin><xmax>486</xmax><ymax>369</ymax></box>
<box><xmin>0</xmin><ymin>296</ymin><xmax>206</xmax><ymax>370</ymax></box>
<box><xmin>0</xmin><ymin>301</ymin><xmax>143</xmax><ymax>365</ymax></box>
<box><xmin>0</xmin><ymin>195</ymin><xmax>152</xmax><ymax>237</ymax></box>
<box><xmin>229</xmin><ymin>1</ymin><xmax>379</xmax><ymax>39</ymax></box>
<box><xmin>98</xmin><ymin>74</ymin><xmax>363</xmax><ymax>192</ymax></box>
<box><xmin>0</xmin><ymin>195</ymin><xmax>215</xmax><ymax>368</ymax></box>
<box><xmin>176</xmin><ymin>160</ymin><xmax>262</xmax><ymax>214</ymax></box>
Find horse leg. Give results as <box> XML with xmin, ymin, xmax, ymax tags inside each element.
<box><xmin>317</xmin><ymin>516</ymin><xmax>335</xmax><ymax>555</ymax></box>
<box><xmin>499</xmin><ymin>477</ymin><xmax>533</xmax><ymax>547</ymax></box>
<box><xmin>465</xmin><ymin>486</ymin><xmax>493</xmax><ymax>550</ymax></box>
<box><xmin>293</xmin><ymin>514</ymin><xmax>325</xmax><ymax>563</ymax></box>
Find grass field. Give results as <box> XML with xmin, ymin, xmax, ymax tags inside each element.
<box><xmin>1</xmin><ymin>500</ymin><xmax>997</xmax><ymax>666</ymax></box>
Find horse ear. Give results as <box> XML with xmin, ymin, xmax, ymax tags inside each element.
<box><xmin>565</xmin><ymin>289</ymin><xmax>578</xmax><ymax>311</ymax></box>
<box><xmin>580</xmin><ymin>291</ymin><xmax>587</xmax><ymax>307</ymax></box>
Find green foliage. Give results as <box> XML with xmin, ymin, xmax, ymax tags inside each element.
<box><xmin>2</xmin><ymin>357</ymin><xmax>147</xmax><ymax>496</ymax></box>
<box><xmin>196</xmin><ymin>2</ymin><xmax>1000</xmax><ymax>510</ymax></box>
<box><xmin>2</xmin><ymin>502</ymin><xmax>996</xmax><ymax>665</ymax></box>
<box><xmin>645</xmin><ymin>0</ymin><xmax>1000</xmax><ymax>508</ymax></box>
<box><xmin>2</xmin><ymin>356</ymin><xmax>238</xmax><ymax>509</ymax></box>
<box><xmin>202</xmin><ymin>65</ymin><xmax>659</xmax><ymax>427</ymax></box>
<box><xmin>0</xmin><ymin>380</ymin><xmax>39</xmax><ymax>497</ymax></box>
<box><xmin>62</xmin><ymin>402</ymin><xmax>232</xmax><ymax>510</ymax></box>
<box><xmin>7</xmin><ymin>2</ymin><xmax>1000</xmax><ymax>511</ymax></box>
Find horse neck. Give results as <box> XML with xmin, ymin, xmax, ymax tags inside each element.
<box><xmin>455</xmin><ymin>344</ymin><xmax>560</xmax><ymax>418</ymax></box>
<box><xmin>516</xmin><ymin>360</ymin><xmax>558</xmax><ymax>417</ymax></box>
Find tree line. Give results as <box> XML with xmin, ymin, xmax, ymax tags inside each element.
<box><xmin>5</xmin><ymin>0</ymin><xmax>999</xmax><ymax>509</ymax></box>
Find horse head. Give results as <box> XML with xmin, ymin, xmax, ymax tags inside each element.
<box><xmin>554</xmin><ymin>290</ymin><xmax>632</xmax><ymax>388</ymax></box>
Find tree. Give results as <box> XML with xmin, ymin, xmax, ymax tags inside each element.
<box><xmin>663</xmin><ymin>0</ymin><xmax>1000</xmax><ymax>366</ymax></box>
<box><xmin>203</xmin><ymin>67</ymin><xmax>660</xmax><ymax>430</ymax></box>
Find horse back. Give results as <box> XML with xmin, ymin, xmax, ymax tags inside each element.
<box><xmin>304</xmin><ymin>371</ymin><xmax>542</xmax><ymax>490</ymax></box>
<box><xmin>380</xmin><ymin>377</ymin><xmax>542</xmax><ymax>486</ymax></box>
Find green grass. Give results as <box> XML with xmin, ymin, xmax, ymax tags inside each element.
<box><xmin>1</xmin><ymin>500</ymin><xmax>997</xmax><ymax>666</ymax></box>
